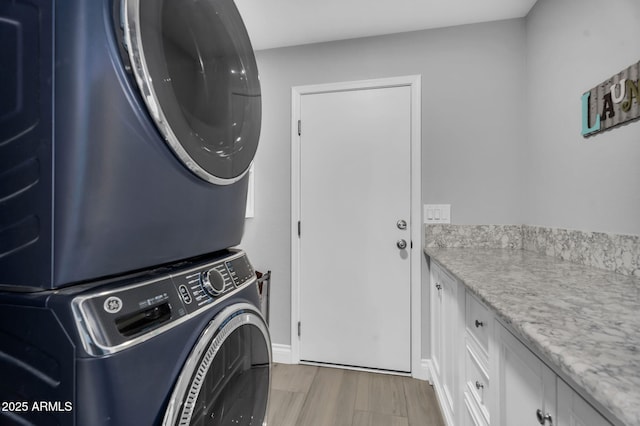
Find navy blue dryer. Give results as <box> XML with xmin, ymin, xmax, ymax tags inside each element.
<box><xmin>0</xmin><ymin>0</ymin><xmax>261</xmax><ymax>290</ymax></box>
<box><xmin>0</xmin><ymin>250</ymin><xmax>272</xmax><ymax>426</ymax></box>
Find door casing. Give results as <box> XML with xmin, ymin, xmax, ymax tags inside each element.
<box><xmin>290</xmin><ymin>75</ymin><xmax>424</xmax><ymax>378</ymax></box>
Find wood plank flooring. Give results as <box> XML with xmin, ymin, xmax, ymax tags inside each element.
<box><xmin>268</xmin><ymin>364</ymin><xmax>446</xmax><ymax>426</ymax></box>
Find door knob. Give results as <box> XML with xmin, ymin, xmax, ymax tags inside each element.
<box><xmin>397</xmin><ymin>239</ymin><xmax>407</xmax><ymax>250</ymax></box>
<box><xmin>396</xmin><ymin>220</ymin><xmax>407</xmax><ymax>230</ymax></box>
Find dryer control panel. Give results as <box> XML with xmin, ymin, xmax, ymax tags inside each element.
<box><xmin>72</xmin><ymin>250</ymin><xmax>256</xmax><ymax>356</ymax></box>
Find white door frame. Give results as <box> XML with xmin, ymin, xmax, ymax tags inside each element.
<box><xmin>290</xmin><ymin>75</ymin><xmax>424</xmax><ymax>378</ymax></box>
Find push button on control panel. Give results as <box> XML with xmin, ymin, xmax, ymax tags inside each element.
<box><xmin>178</xmin><ymin>285</ymin><xmax>192</xmax><ymax>304</ymax></box>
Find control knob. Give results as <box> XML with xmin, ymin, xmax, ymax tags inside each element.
<box><xmin>200</xmin><ymin>268</ymin><xmax>225</xmax><ymax>297</ymax></box>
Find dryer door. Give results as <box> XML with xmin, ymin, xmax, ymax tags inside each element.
<box><xmin>163</xmin><ymin>304</ymin><xmax>271</xmax><ymax>426</ymax></box>
<box><xmin>122</xmin><ymin>0</ymin><xmax>260</xmax><ymax>185</ymax></box>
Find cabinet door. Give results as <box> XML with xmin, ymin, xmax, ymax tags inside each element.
<box><xmin>441</xmin><ymin>271</ymin><xmax>460</xmax><ymax>417</ymax></box>
<box><xmin>431</xmin><ymin>264</ymin><xmax>443</xmax><ymax>379</ymax></box>
<box><xmin>557</xmin><ymin>380</ymin><xmax>612</xmax><ymax>426</ymax></box>
<box><xmin>430</xmin><ymin>262</ymin><xmax>462</xmax><ymax>425</ymax></box>
<box><xmin>494</xmin><ymin>323</ymin><xmax>556</xmax><ymax>426</ymax></box>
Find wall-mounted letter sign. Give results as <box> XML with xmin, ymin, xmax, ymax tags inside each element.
<box><xmin>582</xmin><ymin>60</ymin><xmax>639</xmax><ymax>137</ymax></box>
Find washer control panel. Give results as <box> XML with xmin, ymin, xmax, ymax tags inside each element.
<box><xmin>72</xmin><ymin>250</ymin><xmax>256</xmax><ymax>356</ymax></box>
<box><xmin>173</xmin><ymin>251</ymin><xmax>255</xmax><ymax>314</ymax></box>
<box><xmin>178</xmin><ymin>263</ymin><xmax>233</xmax><ymax>306</ymax></box>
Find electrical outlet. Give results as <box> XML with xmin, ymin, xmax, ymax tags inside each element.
<box><xmin>424</xmin><ymin>204</ymin><xmax>451</xmax><ymax>224</ymax></box>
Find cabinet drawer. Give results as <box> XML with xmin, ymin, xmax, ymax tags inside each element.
<box><xmin>463</xmin><ymin>392</ymin><xmax>488</xmax><ymax>426</ymax></box>
<box><xmin>465</xmin><ymin>344</ymin><xmax>490</xmax><ymax>423</ymax></box>
<box><xmin>466</xmin><ymin>291</ymin><xmax>491</xmax><ymax>355</ymax></box>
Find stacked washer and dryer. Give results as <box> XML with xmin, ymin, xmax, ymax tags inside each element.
<box><xmin>0</xmin><ymin>0</ymin><xmax>271</xmax><ymax>424</ymax></box>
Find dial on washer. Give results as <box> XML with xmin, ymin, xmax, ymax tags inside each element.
<box><xmin>200</xmin><ymin>269</ymin><xmax>225</xmax><ymax>297</ymax></box>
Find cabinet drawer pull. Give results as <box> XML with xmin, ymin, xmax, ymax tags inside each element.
<box><xmin>475</xmin><ymin>319</ymin><xmax>484</xmax><ymax>328</ymax></box>
<box><xmin>475</xmin><ymin>381</ymin><xmax>484</xmax><ymax>390</ymax></box>
<box><xmin>435</xmin><ymin>283</ymin><xmax>442</xmax><ymax>291</ymax></box>
<box><xmin>536</xmin><ymin>409</ymin><xmax>553</xmax><ymax>425</ymax></box>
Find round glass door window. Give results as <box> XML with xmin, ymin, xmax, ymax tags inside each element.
<box><xmin>163</xmin><ymin>305</ymin><xmax>271</xmax><ymax>426</ymax></box>
<box><xmin>122</xmin><ymin>0</ymin><xmax>261</xmax><ymax>184</ymax></box>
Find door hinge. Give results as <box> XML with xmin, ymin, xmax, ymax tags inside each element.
<box><xmin>411</xmin><ymin>240</ymin><xmax>413</xmax><ymax>249</ymax></box>
<box><xmin>297</xmin><ymin>119</ymin><xmax>301</xmax><ymax>136</ymax></box>
<box><xmin>298</xmin><ymin>221</ymin><xmax>301</xmax><ymax>237</ymax></box>
<box><xmin>297</xmin><ymin>321</ymin><xmax>301</xmax><ymax>337</ymax></box>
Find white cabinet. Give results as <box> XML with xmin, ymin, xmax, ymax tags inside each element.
<box><xmin>429</xmin><ymin>259</ymin><xmax>615</xmax><ymax>426</ymax></box>
<box><xmin>493</xmin><ymin>323</ymin><xmax>556</xmax><ymax>426</ymax></box>
<box><xmin>431</xmin><ymin>263</ymin><xmax>443</xmax><ymax>380</ymax></box>
<box><xmin>441</xmin><ymin>269</ymin><xmax>461</xmax><ymax>418</ymax></box>
<box><xmin>492</xmin><ymin>323</ymin><xmax>614</xmax><ymax>426</ymax></box>
<box><xmin>462</xmin><ymin>346</ymin><xmax>491</xmax><ymax>426</ymax></box>
<box><xmin>431</xmin><ymin>262</ymin><xmax>464</xmax><ymax>426</ymax></box>
<box><xmin>463</xmin><ymin>393</ymin><xmax>489</xmax><ymax>426</ymax></box>
<box><xmin>557</xmin><ymin>380</ymin><xmax>612</xmax><ymax>426</ymax></box>
<box><xmin>463</xmin><ymin>293</ymin><xmax>491</xmax><ymax>425</ymax></box>
<box><xmin>466</xmin><ymin>292</ymin><xmax>491</xmax><ymax>358</ymax></box>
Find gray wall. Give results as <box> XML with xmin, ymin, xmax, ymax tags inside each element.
<box><xmin>524</xmin><ymin>0</ymin><xmax>640</xmax><ymax>235</ymax></box>
<box><xmin>243</xmin><ymin>0</ymin><xmax>640</xmax><ymax>353</ymax></box>
<box><xmin>241</xmin><ymin>20</ymin><xmax>527</xmax><ymax>348</ymax></box>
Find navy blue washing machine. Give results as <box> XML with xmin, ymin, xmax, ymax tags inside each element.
<box><xmin>0</xmin><ymin>249</ymin><xmax>272</xmax><ymax>425</ymax></box>
<box><xmin>0</xmin><ymin>0</ymin><xmax>261</xmax><ymax>291</ymax></box>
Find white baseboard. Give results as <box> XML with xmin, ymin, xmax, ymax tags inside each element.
<box><xmin>272</xmin><ymin>343</ymin><xmax>293</xmax><ymax>364</ymax></box>
<box><xmin>272</xmin><ymin>349</ymin><xmax>435</xmax><ymax>382</ymax></box>
<box><xmin>412</xmin><ymin>358</ymin><xmax>432</xmax><ymax>381</ymax></box>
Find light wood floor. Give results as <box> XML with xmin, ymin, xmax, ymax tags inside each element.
<box><xmin>267</xmin><ymin>363</ymin><xmax>446</xmax><ymax>426</ymax></box>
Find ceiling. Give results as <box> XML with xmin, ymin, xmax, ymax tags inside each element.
<box><xmin>234</xmin><ymin>0</ymin><xmax>539</xmax><ymax>51</ymax></box>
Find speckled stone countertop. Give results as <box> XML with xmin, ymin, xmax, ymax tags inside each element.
<box><xmin>424</xmin><ymin>247</ymin><xmax>640</xmax><ymax>426</ymax></box>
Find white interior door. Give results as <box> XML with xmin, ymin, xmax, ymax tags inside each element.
<box><xmin>298</xmin><ymin>84</ymin><xmax>412</xmax><ymax>372</ymax></box>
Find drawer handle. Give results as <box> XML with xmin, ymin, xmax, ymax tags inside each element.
<box><xmin>475</xmin><ymin>319</ymin><xmax>484</xmax><ymax>328</ymax></box>
<box><xmin>475</xmin><ymin>381</ymin><xmax>484</xmax><ymax>390</ymax></box>
<box><xmin>435</xmin><ymin>283</ymin><xmax>442</xmax><ymax>291</ymax></box>
<box><xmin>536</xmin><ymin>409</ymin><xmax>553</xmax><ymax>425</ymax></box>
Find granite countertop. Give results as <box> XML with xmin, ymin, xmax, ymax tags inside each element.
<box><xmin>424</xmin><ymin>247</ymin><xmax>640</xmax><ymax>426</ymax></box>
